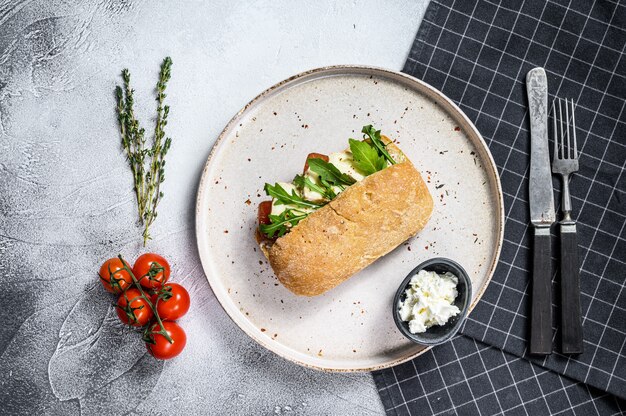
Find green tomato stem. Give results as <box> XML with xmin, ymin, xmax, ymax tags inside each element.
<box><xmin>117</xmin><ymin>255</ymin><xmax>173</xmax><ymax>344</ymax></box>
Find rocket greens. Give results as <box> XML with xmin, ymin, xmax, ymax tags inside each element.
<box><xmin>260</xmin><ymin>125</ymin><xmax>397</xmax><ymax>238</ymax></box>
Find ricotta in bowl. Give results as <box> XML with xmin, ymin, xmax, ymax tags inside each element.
<box><xmin>397</xmin><ymin>269</ymin><xmax>460</xmax><ymax>334</ymax></box>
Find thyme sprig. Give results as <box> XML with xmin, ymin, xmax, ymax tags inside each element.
<box><xmin>116</xmin><ymin>57</ymin><xmax>173</xmax><ymax>245</ymax></box>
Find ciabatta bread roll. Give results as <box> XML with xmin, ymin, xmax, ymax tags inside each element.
<box><xmin>257</xmin><ymin>130</ymin><xmax>433</xmax><ymax>296</ymax></box>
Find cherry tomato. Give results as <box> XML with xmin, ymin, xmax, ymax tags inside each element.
<box><xmin>303</xmin><ymin>152</ymin><xmax>329</xmax><ymax>173</ymax></box>
<box><xmin>258</xmin><ymin>201</ymin><xmax>273</xmax><ymax>226</ymax></box>
<box><xmin>152</xmin><ymin>283</ymin><xmax>191</xmax><ymax>321</ymax></box>
<box><xmin>133</xmin><ymin>253</ymin><xmax>171</xmax><ymax>289</ymax></box>
<box><xmin>116</xmin><ymin>288</ymin><xmax>154</xmax><ymax>327</ymax></box>
<box><xmin>99</xmin><ymin>258</ymin><xmax>133</xmax><ymax>294</ymax></box>
<box><xmin>145</xmin><ymin>321</ymin><xmax>187</xmax><ymax>360</ymax></box>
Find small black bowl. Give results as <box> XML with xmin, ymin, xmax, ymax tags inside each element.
<box><xmin>393</xmin><ymin>258</ymin><xmax>472</xmax><ymax>346</ymax></box>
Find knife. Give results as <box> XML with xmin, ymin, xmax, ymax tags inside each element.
<box><xmin>526</xmin><ymin>68</ymin><xmax>555</xmax><ymax>355</ymax></box>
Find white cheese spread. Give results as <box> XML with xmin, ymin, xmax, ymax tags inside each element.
<box><xmin>398</xmin><ymin>269</ymin><xmax>460</xmax><ymax>334</ymax></box>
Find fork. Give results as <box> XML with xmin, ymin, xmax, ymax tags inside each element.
<box><xmin>552</xmin><ymin>98</ymin><xmax>583</xmax><ymax>354</ymax></box>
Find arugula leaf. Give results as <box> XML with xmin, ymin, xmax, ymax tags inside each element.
<box><xmin>293</xmin><ymin>174</ymin><xmax>336</xmax><ymax>200</ymax></box>
<box><xmin>318</xmin><ymin>177</ymin><xmax>337</xmax><ymax>196</ymax></box>
<box><xmin>348</xmin><ymin>138</ymin><xmax>387</xmax><ymax>175</ymax></box>
<box><xmin>307</xmin><ymin>158</ymin><xmax>356</xmax><ymax>189</ymax></box>
<box><xmin>264</xmin><ymin>183</ymin><xmax>323</xmax><ymax>209</ymax></box>
<box><xmin>362</xmin><ymin>125</ymin><xmax>396</xmax><ymax>165</ymax></box>
<box><xmin>259</xmin><ymin>209</ymin><xmax>308</xmax><ymax>238</ymax></box>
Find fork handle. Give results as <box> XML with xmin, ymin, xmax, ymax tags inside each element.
<box><xmin>531</xmin><ymin>227</ymin><xmax>553</xmax><ymax>355</ymax></box>
<box><xmin>560</xmin><ymin>222</ymin><xmax>584</xmax><ymax>354</ymax></box>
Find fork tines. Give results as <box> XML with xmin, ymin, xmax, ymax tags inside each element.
<box><xmin>552</xmin><ymin>98</ymin><xmax>578</xmax><ymax>161</ymax></box>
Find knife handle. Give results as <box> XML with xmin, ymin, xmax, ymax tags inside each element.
<box><xmin>560</xmin><ymin>223</ymin><xmax>584</xmax><ymax>354</ymax></box>
<box><xmin>530</xmin><ymin>227</ymin><xmax>552</xmax><ymax>355</ymax></box>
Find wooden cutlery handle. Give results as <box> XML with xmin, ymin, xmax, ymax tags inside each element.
<box><xmin>531</xmin><ymin>228</ymin><xmax>553</xmax><ymax>355</ymax></box>
<box><xmin>560</xmin><ymin>223</ymin><xmax>584</xmax><ymax>354</ymax></box>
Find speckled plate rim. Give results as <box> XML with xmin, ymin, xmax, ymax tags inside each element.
<box><xmin>195</xmin><ymin>65</ymin><xmax>505</xmax><ymax>372</ymax></box>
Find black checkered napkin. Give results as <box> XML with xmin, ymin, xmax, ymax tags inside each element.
<box><xmin>374</xmin><ymin>336</ymin><xmax>625</xmax><ymax>415</ymax></box>
<box><xmin>374</xmin><ymin>0</ymin><xmax>626</xmax><ymax>413</ymax></box>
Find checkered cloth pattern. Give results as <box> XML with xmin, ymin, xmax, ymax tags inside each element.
<box><xmin>375</xmin><ymin>336</ymin><xmax>625</xmax><ymax>415</ymax></box>
<box><xmin>374</xmin><ymin>0</ymin><xmax>626</xmax><ymax>414</ymax></box>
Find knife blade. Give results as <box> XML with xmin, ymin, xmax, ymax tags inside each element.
<box><xmin>526</xmin><ymin>67</ymin><xmax>555</xmax><ymax>355</ymax></box>
<box><xmin>527</xmin><ymin>68</ymin><xmax>555</xmax><ymax>226</ymax></box>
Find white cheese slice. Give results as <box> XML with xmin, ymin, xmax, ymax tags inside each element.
<box><xmin>273</xmin><ymin>148</ymin><xmax>372</xmax><ymax>211</ymax></box>
<box><xmin>303</xmin><ymin>150</ymin><xmax>365</xmax><ymax>202</ymax></box>
<box><xmin>328</xmin><ymin>150</ymin><xmax>366</xmax><ymax>182</ymax></box>
<box><xmin>302</xmin><ymin>169</ymin><xmax>326</xmax><ymax>203</ymax></box>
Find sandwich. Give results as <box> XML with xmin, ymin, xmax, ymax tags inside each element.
<box><xmin>257</xmin><ymin>125</ymin><xmax>434</xmax><ymax>296</ymax></box>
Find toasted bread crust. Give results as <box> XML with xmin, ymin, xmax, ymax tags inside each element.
<box><xmin>263</xmin><ymin>150</ymin><xmax>433</xmax><ymax>296</ymax></box>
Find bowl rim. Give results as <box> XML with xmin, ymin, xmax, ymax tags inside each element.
<box><xmin>393</xmin><ymin>257</ymin><xmax>473</xmax><ymax>346</ymax></box>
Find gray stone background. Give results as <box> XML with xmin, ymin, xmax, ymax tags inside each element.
<box><xmin>0</xmin><ymin>1</ymin><xmax>430</xmax><ymax>415</ymax></box>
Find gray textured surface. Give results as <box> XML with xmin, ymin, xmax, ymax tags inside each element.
<box><xmin>0</xmin><ymin>1</ymin><xmax>429</xmax><ymax>414</ymax></box>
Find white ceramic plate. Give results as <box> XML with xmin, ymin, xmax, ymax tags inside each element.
<box><xmin>196</xmin><ymin>66</ymin><xmax>504</xmax><ymax>371</ymax></box>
